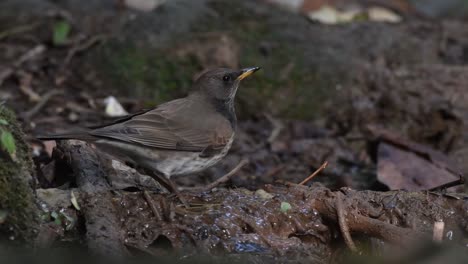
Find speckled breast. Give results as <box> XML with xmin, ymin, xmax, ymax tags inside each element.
<box><xmin>156</xmin><ymin>133</ymin><xmax>235</xmax><ymax>177</ymax></box>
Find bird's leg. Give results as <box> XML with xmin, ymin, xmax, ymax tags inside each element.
<box><xmin>140</xmin><ymin>168</ymin><xmax>189</xmax><ymax>207</ymax></box>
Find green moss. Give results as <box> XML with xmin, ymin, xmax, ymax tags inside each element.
<box><xmin>0</xmin><ymin>106</ymin><xmax>38</xmax><ymax>241</ymax></box>
<box><xmin>87</xmin><ymin>0</ymin><xmax>340</xmax><ymax>120</ymax></box>
<box><xmin>95</xmin><ymin>41</ymin><xmax>202</xmax><ymax>106</ymax></box>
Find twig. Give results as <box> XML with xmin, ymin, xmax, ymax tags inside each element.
<box><xmin>63</xmin><ymin>35</ymin><xmax>105</xmax><ymax>67</ymax></box>
<box><xmin>265</xmin><ymin>114</ymin><xmax>284</xmax><ymax>143</ymax></box>
<box><xmin>22</xmin><ymin>89</ymin><xmax>64</xmax><ymax>120</ymax></box>
<box><xmin>143</xmin><ymin>190</ymin><xmax>162</xmax><ymax>221</ymax></box>
<box><xmin>0</xmin><ymin>23</ymin><xmax>39</xmax><ymax>41</ymax></box>
<box><xmin>299</xmin><ymin>161</ymin><xmax>328</xmax><ymax>185</ymax></box>
<box><xmin>185</xmin><ymin>159</ymin><xmax>249</xmax><ymax>192</ymax></box>
<box><xmin>0</xmin><ymin>45</ymin><xmax>46</xmax><ymax>86</ymax></box>
<box><xmin>264</xmin><ymin>164</ymin><xmax>285</xmax><ymax>178</ymax></box>
<box><xmin>428</xmin><ymin>174</ymin><xmax>465</xmax><ymax>191</ymax></box>
<box><xmin>335</xmin><ymin>192</ymin><xmax>358</xmax><ymax>252</ymax></box>
<box><xmin>18</xmin><ymin>71</ymin><xmax>41</xmax><ymax>102</ymax></box>
<box><xmin>14</xmin><ymin>45</ymin><xmax>46</xmax><ymax>67</ymax></box>
<box><xmin>204</xmin><ymin>159</ymin><xmax>248</xmax><ymax>191</ymax></box>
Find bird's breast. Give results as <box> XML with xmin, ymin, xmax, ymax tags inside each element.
<box><xmin>160</xmin><ymin>133</ymin><xmax>235</xmax><ymax>177</ymax></box>
<box><xmin>94</xmin><ymin>133</ymin><xmax>235</xmax><ymax>178</ymax></box>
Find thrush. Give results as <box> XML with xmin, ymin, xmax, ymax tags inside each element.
<box><xmin>38</xmin><ymin>67</ymin><xmax>260</xmax><ymax>198</ymax></box>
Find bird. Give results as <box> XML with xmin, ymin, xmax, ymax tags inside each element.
<box><xmin>38</xmin><ymin>67</ymin><xmax>260</xmax><ymax>200</ymax></box>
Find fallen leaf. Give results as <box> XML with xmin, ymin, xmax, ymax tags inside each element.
<box><xmin>368</xmin><ymin>6</ymin><xmax>402</xmax><ymax>23</ymax></box>
<box><xmin>52</xmin><ymin>21</ymin><xmax>71</xmax><ymax>46</ymax></box>
<box><xmin>104</xmin><ymin>96</ymin><xmax>128</xmax><ymax>117</ymax></box>
<box><xmin>255</xmin><ymin>189</ymin><xmax>274</xmax><ymax>199</ymax></box>
<box><xmin>266</xmin><ymin>0</ymin><xmax>304</xmax><ymax>12</ymax></box>
<box><xmin>377</xmin><ymin>143</ymin><xmax>459</xmax><ymax>191</ymax></box>
<box><xmin>280</xmin><ymin>201</ymin><xmax>292</xmax><ymax>213</ymax></box>
<box><xmin>307</xmin><ymin>5</ymin><xmax>361</xmax><ymax>24</ymax></box>
<box><xmin>367</xmin><ymin>125</ymin><xmax>460</xmax><ymax>175</ymax></box>
<box><xmin>1</xmin><ymin>130</ymin><xmax>16</xmax><ymax>159</ymax></box>
<box><xmin>70</xmin><ymin>190</ymin><xmax>80</xmax><ymax>211</ymax></box>
<box><xmin>124</xmin><ymin>0</ymin><xmax>165</xmax><ymax>12</ymax></box>
<box><xmin>307</xmin><ymin>5</ymin><xmax>340</xmax><ymax>24</ymax></box>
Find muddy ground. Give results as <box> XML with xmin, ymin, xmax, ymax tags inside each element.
<box><xmin>0</xmin><ymin>0</ymin><xmax>468</xmax><ymax>263</ymax></box>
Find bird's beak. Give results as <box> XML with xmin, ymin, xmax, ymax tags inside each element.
<box><xmin>237</xmin><ymin>67</ymin><xmax>261</xmax><ymax>81</ymax></box>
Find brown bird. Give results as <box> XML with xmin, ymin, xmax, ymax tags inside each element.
<box><xmin>38</xmin><ymin>67</ymin><xmax>260</xmax><ymax>198</ymax></box>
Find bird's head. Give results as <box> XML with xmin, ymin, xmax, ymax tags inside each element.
<box><xmin>192</xmin><ymin>67</ymin><xmax>260</xmax><ymax>102</ymax></box>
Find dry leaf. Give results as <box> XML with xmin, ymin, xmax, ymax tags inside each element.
<box><xmin>377</xmin><ymin>143</ymin><xmax>459</xmax><ymax>191</ymax></box>
<box><xmin>104</xmin><ymin>96</ymin><xmax>128</xmax><ymax>117</ymax></box>
<box><xmin>124</xmin><ymin>0</ymin><xmax>165</xmax><ymax>12</ymax></box>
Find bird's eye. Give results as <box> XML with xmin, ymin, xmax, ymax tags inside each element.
<box><xmin>223</xmin><ymin>75</ymin><xmax>231</xmax><ymax>82</ymax></box>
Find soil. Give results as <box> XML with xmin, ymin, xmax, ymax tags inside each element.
<box><xmin>0</xmin><ymin>0</ymin><xmax>467</xmax><ymax>262</ymax></box>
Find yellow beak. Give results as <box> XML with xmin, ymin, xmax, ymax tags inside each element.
<box><xmin>237</xmin><ymin>67</ymin><xmax>261</xmax><ymax>81</ymax></box>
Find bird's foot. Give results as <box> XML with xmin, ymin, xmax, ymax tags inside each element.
<box><xmin>139</xmin><ymin>168</ymin><xmax>189</xmax><ymax>208</ymax></box>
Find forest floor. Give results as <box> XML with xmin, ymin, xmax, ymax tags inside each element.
<box><xmin>0</xmin><ymin>0</ymin><xmax>467</xmax><ymax>263</ymax></box>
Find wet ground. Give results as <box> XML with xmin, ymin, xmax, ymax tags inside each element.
<box><xmin>1</xmin><ymin>0</ymin><xmax>468</xmax><ymax>262</ymax></box>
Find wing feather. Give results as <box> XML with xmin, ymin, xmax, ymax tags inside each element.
<box><xmin>90</xmin><ymin>98</ymin><xmax>232</xmax><ymax>152</ymax></box>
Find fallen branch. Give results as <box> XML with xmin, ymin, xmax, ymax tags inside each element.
<box><xmin>57</xmin><ymin>141</ymin><xmax>127</xmax><ymax>258</ymax></box>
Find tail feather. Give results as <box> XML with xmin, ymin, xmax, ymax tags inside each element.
<box><xmin>36</xmin><ymin>130</ymin><xmax>96</xmax><ymax>141</ymax></box>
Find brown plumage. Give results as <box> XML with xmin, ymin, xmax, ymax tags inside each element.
<box><xmin>38</xmin><ymin>67</ymin><xmax>260</xmax><ymax>190</ymax></box>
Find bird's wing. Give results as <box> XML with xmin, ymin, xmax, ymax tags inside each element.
<box><xmin>89</xmin><ymin>98</ymin><xmax>232</xmax><ymax>152</ymax></box>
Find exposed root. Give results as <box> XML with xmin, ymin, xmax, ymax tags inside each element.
<box><xmin>335</xmin><ymin>192</ymin><xmax>358</xmax><ymax>252</ymax></box>
<box><xmin>312</xmin><ymin>188</ymin><xmax>425</xmax><ymax>245</ymax></box>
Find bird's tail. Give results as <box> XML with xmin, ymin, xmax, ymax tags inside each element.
<box><xmin>36</xmin><ymin>129</ymin><xmax>96</xmax><ymax>141</ymax></box>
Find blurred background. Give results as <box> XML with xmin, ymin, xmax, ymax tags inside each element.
<box><xmin>2</xmin><ymin>0</ymin><xmax>468</xmax><ymax>262</ymax></box>
<box><xmin>1</xmin><ymin>0</ymin><xmax>468</xmax><ymax>197</ymax></box>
